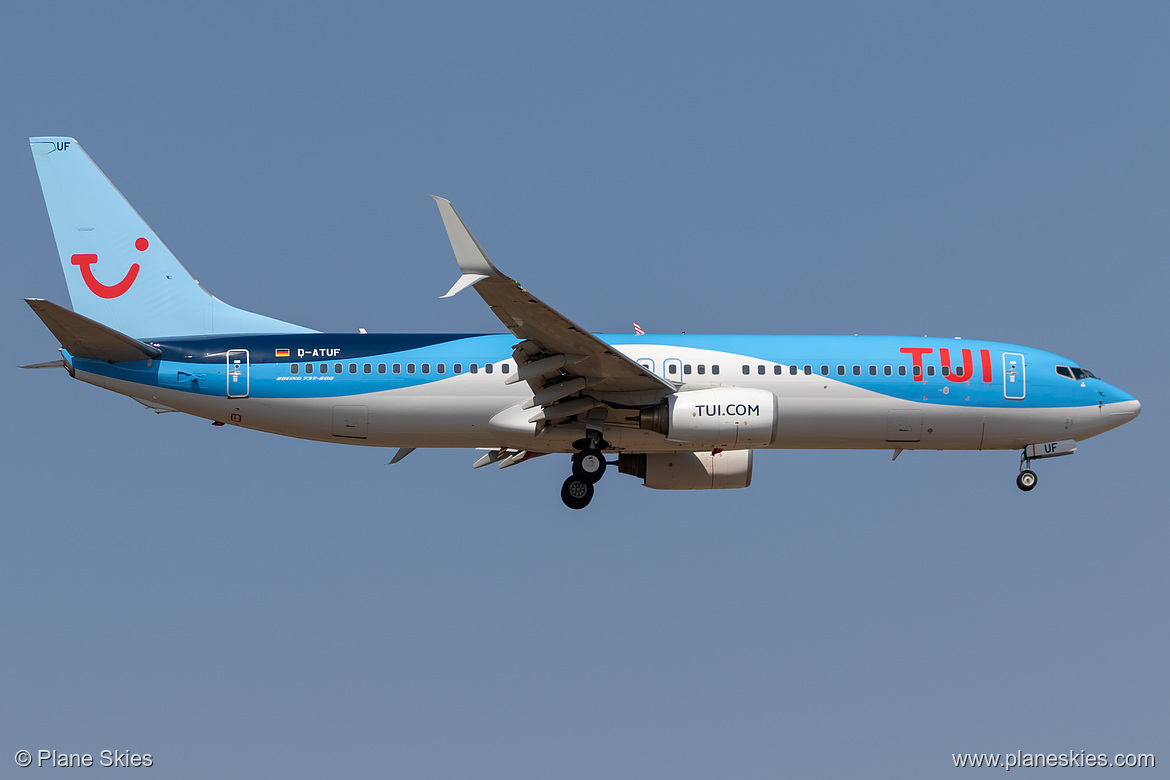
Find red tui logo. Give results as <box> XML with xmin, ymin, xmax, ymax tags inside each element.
<box><xmin>70</xmin><ymin>238</ymin><xmax>148</xmax><ymax>298</ymax></box>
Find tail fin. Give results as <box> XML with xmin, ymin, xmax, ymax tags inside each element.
<box><xmin>29</xmin><ymin>137</ymin><xmax>315</xmax><ymax>338</ymax></box>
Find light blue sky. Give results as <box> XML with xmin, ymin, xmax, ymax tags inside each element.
<box><xmin>2</xmin><ymin>3</ymin><xmax>1166</xmax><ymax>777</ymax></box>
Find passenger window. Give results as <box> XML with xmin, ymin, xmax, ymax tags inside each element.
<box><xmin>364</xmin><ymin>364</ymin><xmax>371</xmax><ymax>374</ymax></box>
<box><xmin>437</xmin><ymin>363</ymin><xmax>445</xmax><ymax>374</ymax></box>
<box><xmin>884</xmin><ymin>365</ymin><xmax>891</xmax><ymax>376</ymax></box>
<box><xmin>898</xmin><ymin>366</ymin><xmax>906</xmax><ymax>376</ymax></box>
<box><xmin>407</xmin><ymin>363</ymin><xmax>415</xmax><ymax>374</ymax></box>
<box><xmin>927</xmin><ymin>366</ymin><xmax>935</xmax><ymax>376</ymax></box>
<box><xmin>378</xmin><ymin>364</ymin><xmax>386</xmax><ymax>374</ymax></box>
<box><xmin>790</xmin><ymin>365</ymin><xmax>797</xmax><ymax>375</ymax></box>
<box><xmin>485</xmin><ymin>363</ymin><xmax>494</xmax><ymax>374</ymax></box>
<box><xmin>837</xmin><ymin>366</ymin><xmax>845</xmax><ymax>376</ymax></box>
<box><xmin>454</xmin><ymin>363</ymin><xmax>462</xmax><ymax>374</ymax></box>
<box><xmin>758</xmin><ymin>365</ymin><xmax>766</xmax><ymax>375</ymax></box>
<box><xmin>821</xmin><ymin>365</ymin><xmax>829</xmax><ymax>375</ymax></box>
<box><xmin>852</xmin><ymin>365</ymin><xmax>860</xmax><ymax>376</ymax></box>
<box><xmin>290</xmin><ymin>364</ymin><xmax>299</xmax><ymax>374</ymax></box>
<box><xmin>422</xmin><ymin>363</ymin><xmax>430</xmax><ymax>374</ymax></box>
<box><xmin>669</xmin><ymin>364</ymin><xmax>678</xmax><ymax>375</ymax></box>
<box><xmin>320</xmin><ymin>364</ymin><xmax>328</xmax><ymax>374</ymax></box>
<box><xmin>941</xmin><ymin>365</ymin><xmax>949</xmax><ymax>376</ymax></box>
<box><xmin>684</xmin><ymin>364</ymin><xmax>692</xmax><ymax>375</ymax></box>
<box><xmin>501</xmin><ymin>363</ymin><xmax>510</xmax><ymax>374</ymax></box>
<box><xmin>774</xmin><ymin>365</ymin><xmax>782</xmax><ymax>375</ymax></box>
<box><xmin>392</xmin><ymin>363</ymin><xmax>401</xmax><ymax>374</ymax></box>
<box><xmin>869</xmin><ymin>366</ymin><xmax>877</xmax><ymax>376</ymax></box>
<box><xmin>804</xmin><ymin>365</ymin><xmax>812</xmax><ymax>375</ymax></box>
<box><xmin>912</xmin><ymin>365</ymin><xmax>920</xmax><ymax>377</ymax></box>
<box><xmin>742</xmin><ymin>365</ymin><xmax>750</xmax><ymax>375</ymax></box>
<box><xmin>470</xmin><ymin>363</ymin><xmax>478</xmax><ymax>374</ymax></box>
<box><xmin>349</xmin><ymin>363</ymin><xmax>357</xmax><ymax>374</ymax></box>
<box><xmin>334</xmin><ymin>363</ymin><xmax>342</xmax><ymax>374</ymax></box>
<box><xmin>712</xmin><ymin>365</ymin><xmax>720</xmax><ymax>375</ymax></box>
<box><xmin>306</xmin><ymin>363</ymin><xmax>313</xmax><ymax>374</ymax></box>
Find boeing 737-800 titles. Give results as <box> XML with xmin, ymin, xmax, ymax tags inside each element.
<box><xmin>23</xmin><ymin>138</ymin><xmax>1141</xmax><ymax>508</ymax></box>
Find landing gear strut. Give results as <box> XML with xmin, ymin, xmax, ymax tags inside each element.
<box><xmin>561</xmin><ymin>434</ymin><xmax>609</xmax><ymax>509</ymax></box>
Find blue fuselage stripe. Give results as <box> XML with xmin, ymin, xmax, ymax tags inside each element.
<box><xmin>73</xmin><ymin>333</ymin><xmax>1136</xmax><ymax>409</ymax></box>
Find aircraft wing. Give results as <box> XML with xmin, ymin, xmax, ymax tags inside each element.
<box><xmin>433</xmin><ymin>197</ymin><xmax>673</xmax><ymax>427</ymax></box>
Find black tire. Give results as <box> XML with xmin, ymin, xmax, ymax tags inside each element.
<box><xmin>1016</xmin><ymin>470</ymin><xmax>1038</xmax><ymax>491</ymax></box>
<box><xmin>561</xmin><ymin>476</ymin><xmax>594</xmax><ymax>509</ymax></box>
<box><xmin>571</xmin><ymin>448</ymin><xmax>606</xmax><ymax>483</ymax></box>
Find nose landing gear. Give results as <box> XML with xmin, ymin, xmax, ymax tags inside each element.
<box><xmin>1016</xmin><ymin>468</ymin><xmax>1038</xmax><ymax>491</ymax></box>
<box><xmin>1015</xmin><ymin>439</ymin><xmax>1077</xmax><ymax>491</ymax></box>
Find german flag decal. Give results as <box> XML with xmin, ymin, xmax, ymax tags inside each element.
<box><xmin>275</xmin><ymin>349</ymin><xmax>290</xmax><ymax>358</ymax></box>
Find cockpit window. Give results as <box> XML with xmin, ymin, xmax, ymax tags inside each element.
<box><xmin>1056</xmin><ymin>365</ymin><xmax>1098</xmax><ymax>380</ymax></box>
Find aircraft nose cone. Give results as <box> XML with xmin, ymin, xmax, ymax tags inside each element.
<box><xmin>1110</xmin><ymin>398</ymin><xmax>1141</xmax><ymax>419</ymax></box>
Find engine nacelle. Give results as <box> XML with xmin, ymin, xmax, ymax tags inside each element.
<box><xmin>660</xmin><ymin>387</ymin><xmax>777</xmax><ymax>449</ymax></box>
<box><xmin>619</xmin><ymin>450</ymin><xmax>754</xmax><ymax>490</ymax></box>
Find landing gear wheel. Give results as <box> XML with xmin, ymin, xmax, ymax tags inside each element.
<box><xmin>1016</xmin><ymin>470</ymin><xmax>1038</xmax><ymax>491</ymax></box>
<box><xmin>561</xmin><ymin>476</ymin><xmax>594</xmax><ymax>509</ymax></box>
<box><xmin>572</xmin><ymin>448</ymin><xmax>606</xmax><ymax>483</ymax></box>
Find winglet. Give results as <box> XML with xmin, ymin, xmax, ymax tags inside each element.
<box><xmin>442</xmin><ymin>273</ymin><xmax>489</xmax><ymax>299</ymax></box>
<box><xmin>431</xmin><ymin>196</ymin><xmax>507</xmax><ymax>297</ymax></box>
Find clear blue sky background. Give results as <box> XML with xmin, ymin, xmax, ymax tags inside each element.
<box><xmin>2</xmin><ymin>3</ymin><xmax>1166</xmax><ymax>778</ymax></box>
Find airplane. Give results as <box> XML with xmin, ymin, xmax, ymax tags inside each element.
<box><xmin>23</xmin><ymin>137</ymin><xmax>1142</xmax><ymax>509</ymax></box>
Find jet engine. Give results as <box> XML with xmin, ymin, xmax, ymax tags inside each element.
<box><xmin>639</xmin><ymin>387</ymin><xmax>777</xmax><ymax>448</ymax></box>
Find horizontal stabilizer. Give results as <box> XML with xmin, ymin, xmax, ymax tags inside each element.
<box><xmin>19</xmin><ymin>359</ymin><xmax>66</xmax><ymax>370</ymax></box>
<box><xmin>388</xmin><ymin>447</ymin><xmax>416</xmax><ymax>465</ymax></box>
<box><xmin>26</xmin><ymin>298</ymin><xmax>162</xmax><ymax>362</ymax></box>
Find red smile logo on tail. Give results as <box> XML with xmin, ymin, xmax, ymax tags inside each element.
<box><xmin>70</xmin><ymin>237</ymin><xmax>148</xmax><ymax>298</ymax></box>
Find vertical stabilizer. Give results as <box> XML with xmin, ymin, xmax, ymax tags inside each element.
<box><xmin>29</xmin><ymin>137</ymin><xmax>315</xmax><ymax>338</ymax></box>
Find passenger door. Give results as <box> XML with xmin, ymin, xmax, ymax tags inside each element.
<box><xmin>1003</xmin><ymin>352</ymin><xmax>1025</xmax><ymax>400</ymax></box>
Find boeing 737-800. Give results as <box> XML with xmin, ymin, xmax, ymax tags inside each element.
<box><xmin>23</xmin><ymin>138</ymin><xmax>1141</xmax><ymax>508</ymax></box>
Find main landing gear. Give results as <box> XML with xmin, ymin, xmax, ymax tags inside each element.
<box><xmin>561</xmin><ymin>435</ymin><xmax>609</xmax><ymax>510</ymax></box>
